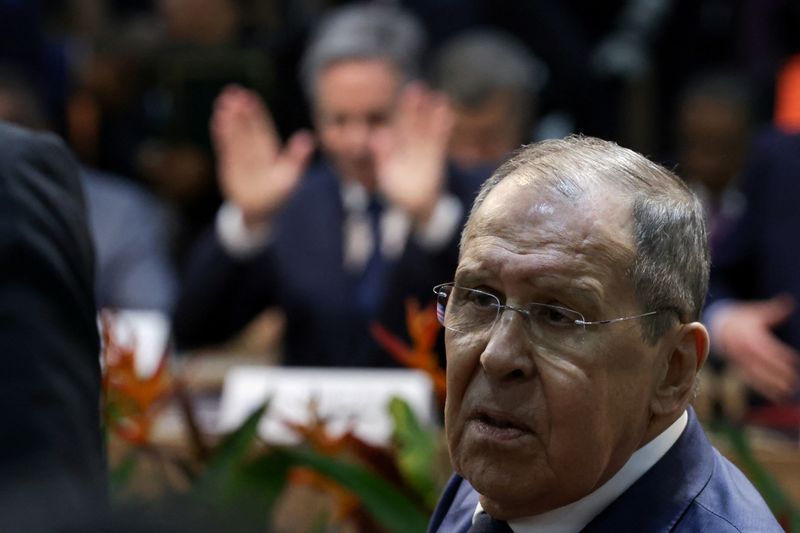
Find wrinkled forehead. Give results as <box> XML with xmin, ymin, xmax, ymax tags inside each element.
<box><xmin>463</xmin><ymin>172</ymin><xmax>636</xmax><ymax>265</ymax></box>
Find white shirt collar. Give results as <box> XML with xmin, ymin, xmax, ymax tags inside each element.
<box><xmin>472</xmin><ymin>410</ymin><xmax>688</xmax><ymax>533</ymax></box>
<box><xmin>341</xmin><ymin>180</ymin><xmax>370</xmax><ymax>212</ymax></box>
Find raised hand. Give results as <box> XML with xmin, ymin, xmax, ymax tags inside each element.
<box><xmin>714</xmin><ymin>294</ymin><xmax>799</xmax><ymax>403</ymax></box>
<box><xmin>373</xmin><ymin>83</ymin><xmax>453</xmax><ymax>224</ymax></box>
<box><xmin>210</xmin><ymin>85</ymin><xmax>315</xmax><ymax>227</ymax></box>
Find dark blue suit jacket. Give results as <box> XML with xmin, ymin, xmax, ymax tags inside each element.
<box><xmin>174</xmin><ymin>161</ymin><xmax>484</xmax><ymax>366</ymax></box>
<box><xmin>708</xmin><ymin>128</ymin><xmax>800</xmax><ymax>353</ymax></box>
<box><xmin>0</xmin><ymin>123</ymin><xmax>105</xmax><ymax>531</ymax></box>
<box><xmin>428</xmin><ymin>409</ymin><xmax>781</xmax><ymax>532</ymax></box>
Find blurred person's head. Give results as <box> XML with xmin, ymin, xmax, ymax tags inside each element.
<box><xmin>676</xmin><ymin>72</ymin><xmax>753</xmax><ymax>196</ymax></box>
<box><xmin>159</xmin><ymin>0</ymin><xmax>244</xmax><ymax>45</ymax></box>
<box><xmin>299</xmin><ymin>3</ymin><xmax>425</xmax><ymax>186</ymax></box>
<box><xmin>431</xmin><ymin>29</ymin><xmax>543</xmax><ymax>171</ymax></box>
<box><xmin>0</xmin><ymin>65</ymin><xmax>48</xmax><ymax>130</ymax></box>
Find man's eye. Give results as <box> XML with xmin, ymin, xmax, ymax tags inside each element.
<box><xmin>465</xmin><ymin>290</ymin><xmax>497</xmax><ymax>308</ymax></box>
<box><xmin>533</xmin><ymin>305</ymin><xmax>577</xmax><ymax>326</ymax></box>
<box><xmin>366</xmin><ymin>112</ymin><xmax>389</xmax><ymax>127</ymax></box>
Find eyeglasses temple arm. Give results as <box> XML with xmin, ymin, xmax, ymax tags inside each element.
<box><xmin>575</xmin><ymin>310</ymin><xmax>660</xmax><ymax>326</ymax></box>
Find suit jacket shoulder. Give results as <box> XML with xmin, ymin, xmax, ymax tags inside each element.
<box><xmin>428</xmin><ymin>410</ymin><xmax>780</xmax><ymax>532</ymax></box>
<box><xmin>427</xmin><ymin>474</ymin><xmax>479</xmax><ymax>533</ymax></box>
<box><xmin>584</xmin><ymin>409</ymin><xmax>780</xmax><ymax>532</ymax></box>
<box><xmin>0</xmin><ymin>122</ymin><xmax>104</xmax><ymax>530</ymax></box>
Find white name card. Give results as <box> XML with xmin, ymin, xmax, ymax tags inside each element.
<box><xmin>217</xmin><ymin>366</ymin><xmax>436</xmax><ymax>446</ymax></box>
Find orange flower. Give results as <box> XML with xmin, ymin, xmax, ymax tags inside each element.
<box><xmin>282</xmin><ymin>399</ymin><xmax>403</xmax><ymax>526</ymax></box>
<box><xmin>371</xmin><ymin>298</ymin><xmax>446</xmax><ymax>404</ymax></box>
<box><xmin>288</xmin><ymin>467</ymin><xmax>361</xmax><ymax>523</ymax></box>
<box><xmin>101</xmin><ymin>311</ymin><xmax>173</xmax><ymax>444</ymax></box>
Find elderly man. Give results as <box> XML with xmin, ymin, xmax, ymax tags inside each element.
<box><xmin>428</xmin><ymin>136</ymin><xmax>780</xmax><ymax>532</ymax></box>
<box><xmin>174</xmin><ymin>3</ymin><xmax>483</xmax><ymax>366</ymax></box>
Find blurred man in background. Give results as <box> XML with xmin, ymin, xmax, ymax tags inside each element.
<box><xmin>675</xmin><ymin>71</ymin><xmax>753</xmax><ymax>256</ymax></box>
<box><xmin>0</xmin><ymin>66</ymin><xmax>178</xmax><ymax>314</ymax></box>
<box><xmin>174</xmin><ymin>4</ymin><xmax>485</xmax><ymax>366</ymax></box>
<box><xmin>431</xmin><ymin>29</ymin><xmax>544</xmax><ymax>174</ymax></box>
<box><xmin>706</xmin><ymin>127</ymin><xmax>800</xmax><ymax>405</ymax></box>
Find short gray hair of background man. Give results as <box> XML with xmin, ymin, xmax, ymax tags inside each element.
<box><xmin>431</xmin><ymin>29</ymin><xmax>545</xmax><ymax>169</ymax></box>
<box><xmin>299</xmin><ymin>3</ymin><xmax>425</xmax><ymax>100</ymax></box>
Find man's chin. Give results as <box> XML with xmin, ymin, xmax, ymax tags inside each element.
<box><xmin>334</xmin><ymin>161</ymin><xmax>376</xmax><ymax>188</ymax></box>
<box><xmin>453</xmin><ymin>444</ymin><xmax>563</xmax><ymax>520</ymax></box>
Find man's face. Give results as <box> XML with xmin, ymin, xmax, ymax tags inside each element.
<box><xmin>448</xmin><ymin>92</ymin><xmax>523</xmax><ymax>171</ymax></box>
<box><xmin>314</xmin><ymin>59</ymin><xmax>401</xmax><ymax>187</ymax></box>
<box><xmin>445</xmin><ymin>175</ymin><xmax>668</xmax><ymax>519</ymax></box>
<box><xmin>678</xmin><ymin>96</ymin><xmax>749</xmax><ymax>194</ymax></box>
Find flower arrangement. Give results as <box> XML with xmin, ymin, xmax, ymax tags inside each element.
<box><xmin>102</xmin><ymin>304</ymin><xmax>799</xmax><ymax>532</ymax></box>
<box><xmin>102</xmin><ymin>302</ymin><xmax>448</xmax><ymax>532</ymax></box>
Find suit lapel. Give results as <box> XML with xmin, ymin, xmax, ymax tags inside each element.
<box><xmin>428</xmin><ymin>475</ymin><xmax>480</xmax><ymax>533</ymax></box>
<box><xmin>581</xmin><ymin>408</ymin><xmax>714</xmax><ymax>532</ymax></box>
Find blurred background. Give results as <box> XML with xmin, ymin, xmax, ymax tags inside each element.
<box><xmin>3</xmin><ymin>0</ymin><xmax>798</xmax><ymax>270</ymax></box>
<box><xmin>4</xmin><ymin>0</ymin><xmax>800</xmax><ymax>531</ymax></box>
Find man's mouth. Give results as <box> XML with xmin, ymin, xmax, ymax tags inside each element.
<box><xmin>470</xmin><ymin>410</ymin><xmax>531</xmax><ymax>440</ymax></box>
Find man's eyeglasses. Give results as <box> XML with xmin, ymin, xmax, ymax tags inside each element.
<box><xmin>433</xmin><ymin>283</ymin><xmax>663</xmax><ymax>349</ymax></box>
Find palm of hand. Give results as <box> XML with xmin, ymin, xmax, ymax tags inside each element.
<box><xmin>717</xmin><ymin>296</ymin><xmax>799</xmax><ymax>403</ymax></box>
<box><xmin>211</xmin><ymin>86</ymin><xmax>314</xmax><ymax>224</ymax></box>
<box><xmin>375</xmin><ymin>84</ymin><xmax>453</xmax><ymax>222</ymax></box>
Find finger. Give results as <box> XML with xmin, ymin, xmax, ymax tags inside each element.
<box><xmin>214</xmin><ymin>84</ymin><xmax>245</xmax><ymax>108</ymax></box>
<box><xmin>238</xmin><ymin>91</ymin><xmax>281</xmax><ymax>157</ymax></box>
<box><xmin>428</xmin><ymin>91</ymin><xmax>455</xmax><ymax>139</ymax></box>
<box><xmin>742</xmin><ymin>364</ymin><xmax>796</xmax><ymax>404</ymax></box>
<box><xmin>736</xmin><ymin>349</ymin><xmax>795</xmax><ymax>402</ymax></box>
<box><xmin>398</xmin><ymin>82</ymin><xmax>427</xmax><ymax>130</ymax></box>
<box><xmin>740</xmin><ymin>328</ymin><xmax>799</xmax><ymax>376</ymax></box>
<box><xmin>271</xmin><ymin>130</ymin><xmax>315</xmax><ymax>188</ymax></box>
<box><xmin>739</xmin><ymin>342</ymin><xmax>799</xmax><ymax>401</ymax></box>
<box><xmin>210</xmin><ymin>91</ymin><xmax>244</xmax><ymax>165</ymax></box>
<box><xmin>283</xmin><ymin>130</ymin><xmax>316</xmax><ymax>170</ymax></box>
<box><xmin>757</xmin><ymin>294</ymin><xmax>796</xmax><ymax>327</ymax></box>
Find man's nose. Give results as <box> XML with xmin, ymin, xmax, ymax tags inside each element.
<box><xmin>341</xmin><ymin>121</ymin><xmax>372</xmax><ymax>155</ymax></box>
<box><xmin>479</xmin><ymin>310</ymin><xmax>536</xmax><ymax>381</ymax></box>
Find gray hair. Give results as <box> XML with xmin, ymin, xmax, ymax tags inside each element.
<box><xmin>431</xmin><ymin>29</ymin><xmax>545</xmax><ymax>131</ymax></box>
<box><xmin>464</xmin><ymin>135</ymin><xmax>709</xmax><ymax>344</ymax></box>
<box><xmin>299</xmin><ymin>3</ymin><xmax>425</xmax><ymax>99</ymax></box>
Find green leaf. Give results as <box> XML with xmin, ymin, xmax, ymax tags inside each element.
<box><xmin>235</xmin><ymin>449</ymin><xmax>293</xmax><ymax>506</ymax></box>
<box><xmin>195</xmin><ymin>402</ymin><xmax>269</xmax><ymax>499</ymax></box>
<box><xmin>389</xmin><ymin>396</ymin><xmax>439</xmax><ymax>508</ymax></box>
<box><xmin>109</xmin><ymin>451</ymin><xmax>137</xmax><ymax>496</ymax></box>
<box><xmin>284</xmin><ymin>447</ymin><xmax>429</xmax><ymax>533</ymax></box>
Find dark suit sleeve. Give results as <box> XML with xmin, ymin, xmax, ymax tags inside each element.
<box><xmin>378</xmin><ymin>165</ymin><xmax>487</xmax><ymax>365</ymax></box>
<box><xmin>172</xmin><ymin>227</ymin><xmax>280</xmax><ymax>349</ymax></box>
<box><xmin>707</xmin><ymin>132</ymin><xmax>769</xmax><ymax>305</ymax></box>
<box><xmin>0</xmin><ymin>123</ymin><xmax>104</xmax><ymax>529</ymax></box>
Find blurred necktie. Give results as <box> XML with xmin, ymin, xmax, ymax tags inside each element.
<box><xmin>468</xmin><ymin>512</ymin><xmax>513</xmax><ymax>532</ymax></box>
<box><xmin>355</xmin><ymin>197</ymin><xmax>386</xmax><ymax>317</ymax></box>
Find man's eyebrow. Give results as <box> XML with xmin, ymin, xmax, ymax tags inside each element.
<box><xmin>533</xmin><ymin>274</ymin><xmax>605</xmax><ymax>308</ymax></box>
<box><xmin>453</xmin><ymin>266</ymin><xmax>486</xmax><ymax>285</ymax></box>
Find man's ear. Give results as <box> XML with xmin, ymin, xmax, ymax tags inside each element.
<box><xmin>650</xmin><ymin>322</ymin><xmax>710</xmax><ymax>416</ymax></box>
